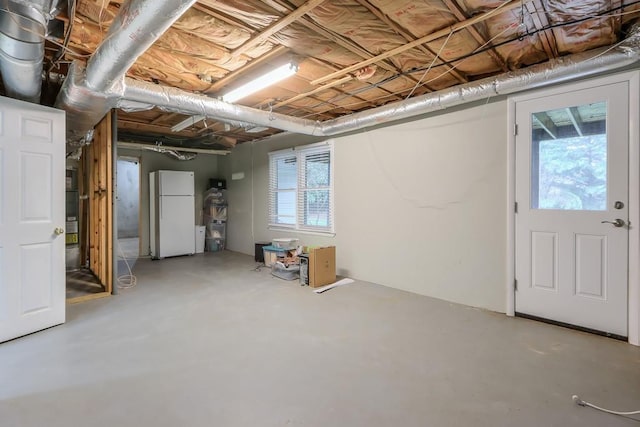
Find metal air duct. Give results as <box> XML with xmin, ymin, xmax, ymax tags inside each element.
<box><xmin>120</xmin><ymin>79</ymin><xmax>319</xmax><ymax>136</ymax></box>
<box><xmin>0</xmin><ymin>0</ymin><xmax>52</xmax><ymax>102</ymax></box>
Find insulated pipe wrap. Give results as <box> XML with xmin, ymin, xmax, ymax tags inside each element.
<box><xmin>55</xmin><ymin>62</ymin><xmax>123</xmax><ymax>146</ymax></box>
<box><xmin>121</xmin><ymin>79</ymin><xmax>322</xmax><ymax>136</ymax></box>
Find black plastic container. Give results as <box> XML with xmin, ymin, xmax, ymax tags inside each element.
<box><xmin>254</xmin><ymin>242</ymin><xmax>270</xmax><ymax>262</ymax></box>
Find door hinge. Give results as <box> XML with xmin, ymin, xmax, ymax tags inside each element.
<box><xmin>514</xmin><ymin>279</ymin><xmax>518</xmax><ymax>291</ymax></box>
<box><xmin>513</xmin><ymin>123</ymin><xmax>518</xmax><ymax>136</ymax></box>
<box><xmin>514</xmin><ymin>202</ymin><xmax>518</xmax><ymax>213</ymax></box>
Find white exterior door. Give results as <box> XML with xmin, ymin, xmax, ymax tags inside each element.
<box><xmin>515</xmin><ymin>82</ymin><xmax>629</xmax><ymax>337</ymax></box>
<box><xmin>0</xmin><ymin>96</ymin><xmax>66</xmax><ymax>343</ymax></box>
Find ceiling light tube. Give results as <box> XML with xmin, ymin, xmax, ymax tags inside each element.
<box><xmin>222</xmin><ymin>62</ymin><xmax>298</xmax><ymax>103</ymax></box>
<box><xmin>171</xmin><ymin>114</ymin><xmax>206</xmax><ymax>132</ymax></box>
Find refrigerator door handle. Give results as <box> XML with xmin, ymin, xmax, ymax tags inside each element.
<box><xmin>159</xmin><ymin>197</ymin><xmax>162</xmax><ymax>220</ymax></box>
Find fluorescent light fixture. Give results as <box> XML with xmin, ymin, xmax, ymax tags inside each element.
<box><xmin>171</xmin><ymin>115</ymin><xmax>205</xmax><ymax>132</ymax></box>
<box><xmin>222</xmin><ymin>62</ymin><xmax>298</xmax><ymax>103</ymax></box>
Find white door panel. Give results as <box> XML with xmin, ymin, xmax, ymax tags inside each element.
<box><xmin>515</xmin><ymin>82</ymin><xmax>628</xmax><ymax>337</ymax></box>
<box><xmin>0</xmin><ymin>96</ymin><xmax>65</xmax><ymax>343</ymax></box>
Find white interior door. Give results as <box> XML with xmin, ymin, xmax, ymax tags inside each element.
<box><xmin>515</xmin><ymin>82</ymin><xmax>629</xmax><ymax>337</ymax></box>
<box><xmin>0</xmin><ymin>96</ymin><xmax>66</xmax><ymax>343</ymax></box>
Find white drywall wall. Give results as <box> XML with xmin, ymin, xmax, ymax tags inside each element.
<box><xmin>221</xmin><ymin>100</ymin><xmax>508</xmax><ymax>312</ymax></box>
<box><xmin>118</xmin><ymin>148</ymin><xmax>219</xmax><ymax>256</ymax></box>
<box><xmin>217</xmin><ymin>142</ymin><xmax>254</xmax><ymax>256</ymax></box>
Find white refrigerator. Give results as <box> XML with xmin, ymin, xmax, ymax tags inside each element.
<box><xmin>149</xmin><ymin>170</ymin><xmax>195</xmax><ymax>259</ymax></box>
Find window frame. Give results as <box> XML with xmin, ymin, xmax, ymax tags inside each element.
<box><xmin>268</xmin><ymin>141</ymin><xmax>335</xmax><ymax>235</ymax></box>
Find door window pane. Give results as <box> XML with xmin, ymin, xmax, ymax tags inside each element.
<box><xmin>531</xmin><ymin>102</ymin><xmax>607</xmax><ymax>211</ymax></box>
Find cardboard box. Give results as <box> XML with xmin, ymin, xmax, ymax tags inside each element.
<box><xmin>308</xmin><ymin>246</ymin><xmax>336</xmax><ymax>288</ymax></box>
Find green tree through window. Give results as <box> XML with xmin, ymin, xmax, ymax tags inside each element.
<box><xmin>536</xmin><ymin>134</ymin><xmax>606</xmax><ymax>210</ymax></box>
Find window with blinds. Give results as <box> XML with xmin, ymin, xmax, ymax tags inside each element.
<box><xmin>268</xmin><ymin>142</ymin><xmax>334</xmax><ymax>233</ymax></box>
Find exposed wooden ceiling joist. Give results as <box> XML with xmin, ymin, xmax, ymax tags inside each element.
<box><xmin>311</xmin><ymin>0</ymin><xmax>525</xmax><ymax>85</ymax></box>
<box><xmin>441</xmin><ymin>0</ymin><xmax>509</xmax><ymax>72</ymax></box>
<box><xmin>526</xmin><ymin>0</ymin><xmax>558</xmax><ymax>59</ymax></box>
<box><xmin>230</xmin><ymin>0</ymin><xmax>327</xmax><ymax>58</ymax></box>
<box><xmin>118</xmin><ymin>119</ymin><xmax>200</xmax><ymax>138</ymax></box>
<box><xmin>355</xmin><ymin>0</ymin><xmax>468</xmax><ymax>85</ymax></box>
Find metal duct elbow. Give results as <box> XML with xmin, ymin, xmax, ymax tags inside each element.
<box><xmin>0</xmin><ymin>0</ymin><xmax>48</xmax><ymax>102</ymax></box>
<box><xmin>55</xmin><ymin>62</ymin><xmax>123</xmax><ymax>144</ymax></box>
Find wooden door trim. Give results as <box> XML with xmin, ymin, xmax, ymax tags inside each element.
<box><xmin>67</xmin><ymin>291</ymin><xmax>111</xmax><ymax>305</ymax></box>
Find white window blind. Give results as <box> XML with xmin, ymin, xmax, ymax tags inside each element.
<box><xmin>268</xmin><ymin>142</ymin><xmax>334</xmax><ymax>233</ymax></box>
<box><xmin>269</xmin><ymin>152</ymin><xmax>297</xmax><ymax>226</ymax></box>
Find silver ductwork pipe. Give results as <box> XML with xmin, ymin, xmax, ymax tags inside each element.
<box><xmin>118</xmin><ymin>98</ymin><xmax>276</xmax><ymax>131</ymax></box>
<box><xmin>0</xmin><ymin>0</ymin><xmax>49</xmax><ymax>102</ymax></box>
<box><xmin>57</xmin><ymin>62</ymin><xmax>123</xmax><ymax>145</ymax></box>
<box><xmin>120</xmin><ymin>80</ymin><xmax>320</xmax><ymax>136</ymax></box>
<box><xmin>55</xmin><ymin>0</ymin><xmax>196</xmax><ymax>140</ymax></box>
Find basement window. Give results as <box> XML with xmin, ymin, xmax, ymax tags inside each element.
<box><xmin>268</xmin><ymin>141</ymin><xmax>334</xmax><ymax>234</ymax></box>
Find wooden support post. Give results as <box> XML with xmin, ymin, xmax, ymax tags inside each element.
<box><xmin>86</xmin><ymin>111</ymin><xmax>114</xmax><ymax>294</ymax></box>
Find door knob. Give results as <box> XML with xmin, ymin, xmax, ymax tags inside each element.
<box><xmin>601</xmin><ymin>219</ymin><xmax>625</xmax><ymax>228</ymax></box>
<box><xmin>54</xmin><ymin>227</ymin><xmax>65</xmax><ymax>235</ymax></box>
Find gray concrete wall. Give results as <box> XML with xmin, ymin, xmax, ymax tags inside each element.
<box><xmin>116</xmin><ymin>158</ymin><xmax>140</xmax><ymax>238</ymax></box>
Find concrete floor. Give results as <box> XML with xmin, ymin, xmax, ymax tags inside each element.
<box><xmin>117</xmin><ymin>237</ymin><xmax>140</xmax><ymax>260</ymax></box>
<box><xmin>66</xmin><ymin>267</ymin><xmax>104</xmax><ymax>299</ymax></box>
<box><xmin>1</xmin><ymin>251</ymin><xmax>639</xmax><ymax>426</ymax></box>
